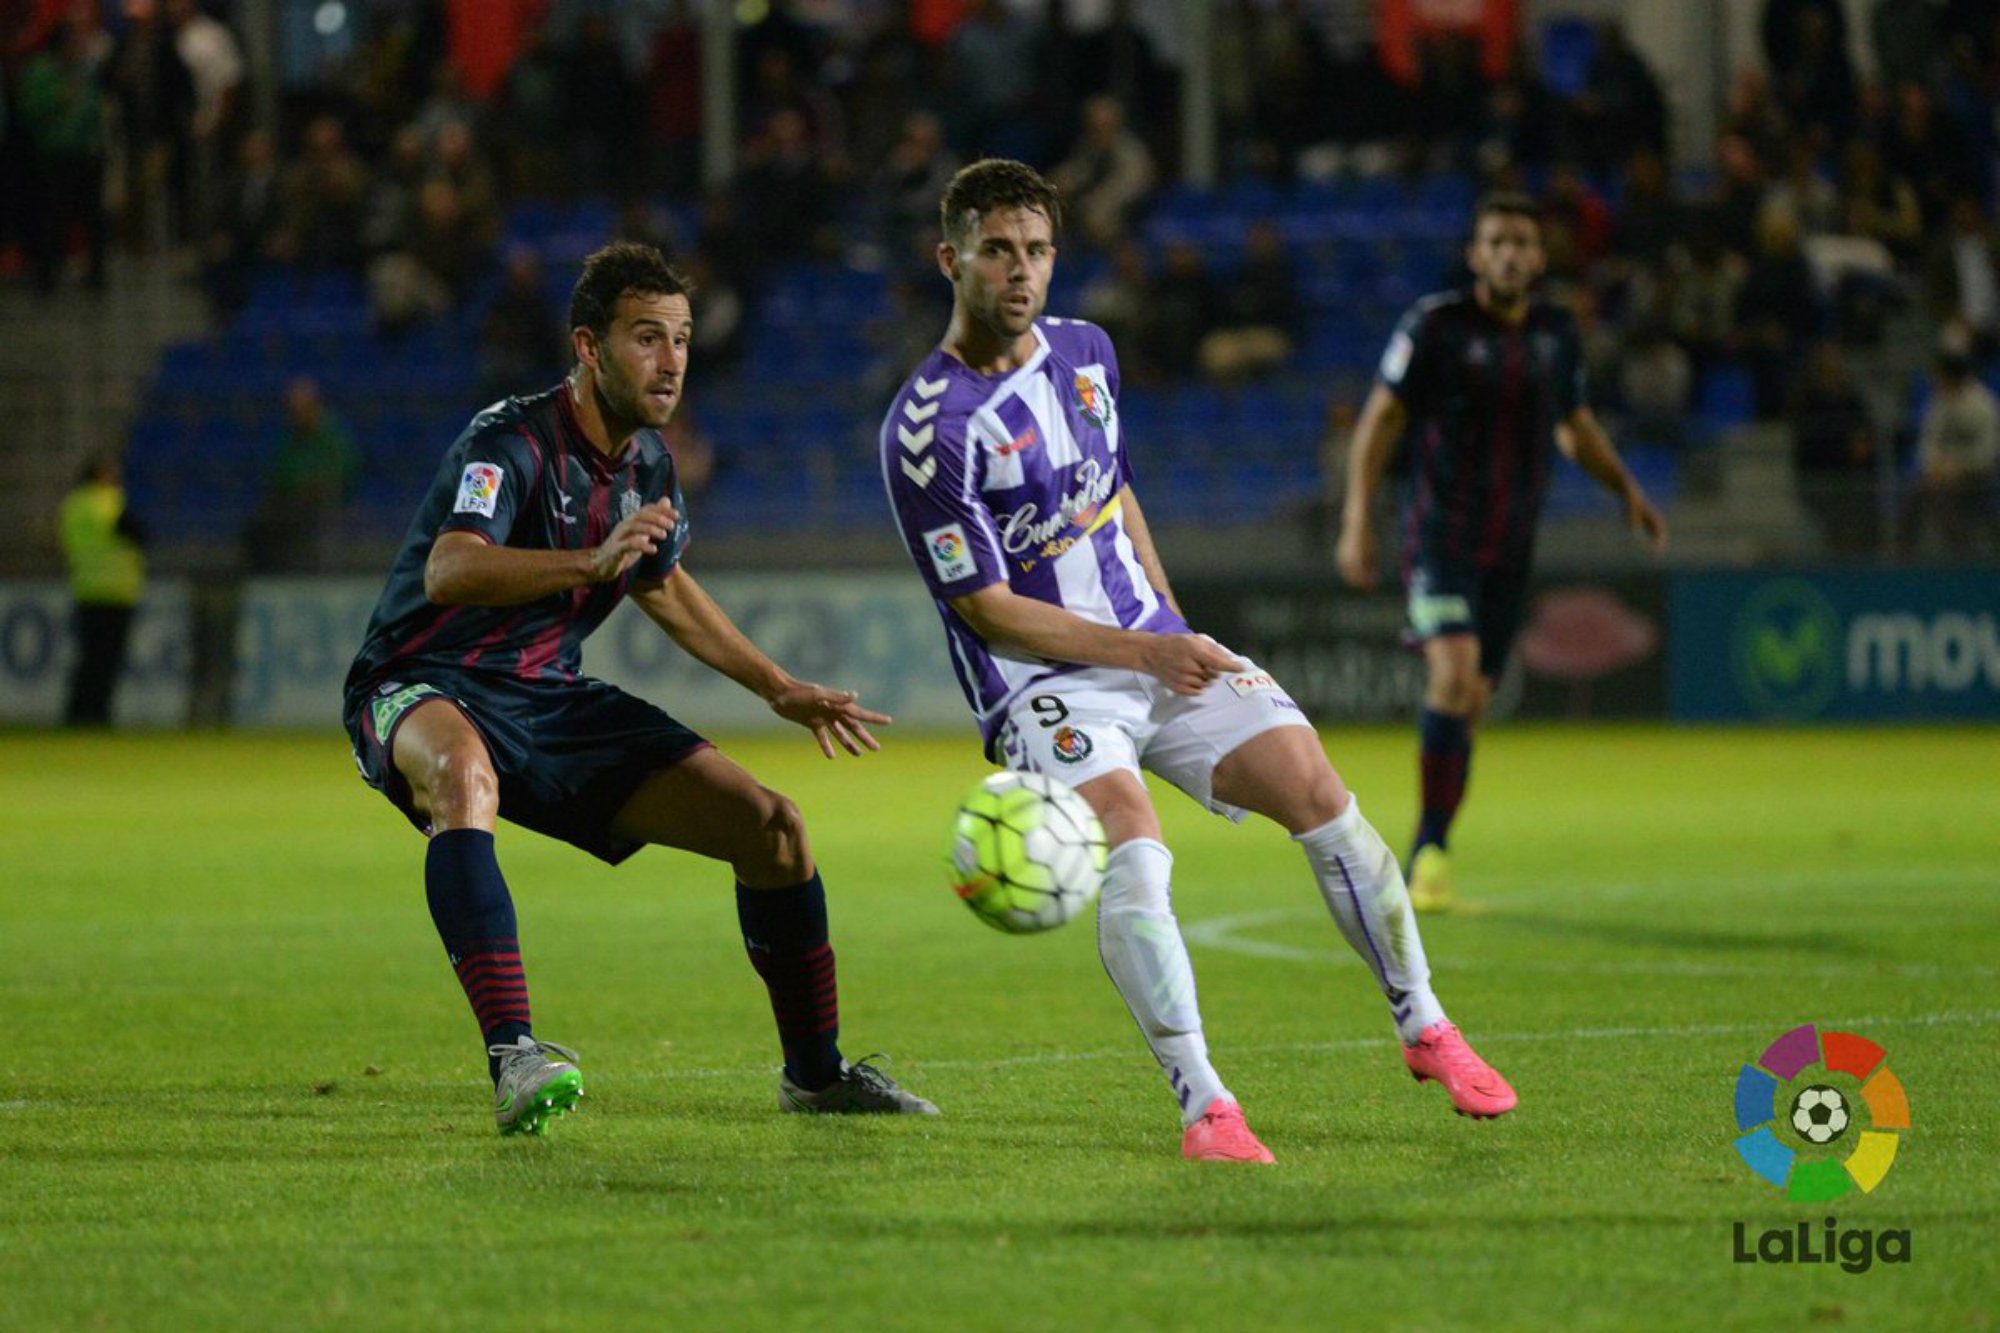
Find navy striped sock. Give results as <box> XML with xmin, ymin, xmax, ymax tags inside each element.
<box><xmin>425</xmin><ymin>829</ymin><xmax>532</xmax><ymax>1080</ymax></box>
<box><xmin>736</xmin><ymin>873</ymin><xmax>842</xmax><ymax>1090</ymax></box>
<box><xmin>1414</xmin><ymin>708</ymin><xmax>1472</xmax><ymax>859</ymax></box>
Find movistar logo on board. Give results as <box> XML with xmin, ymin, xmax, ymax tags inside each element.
<box><xmin>1732</xmin><ymin>578</ymin><xmax>2000</xmax><ymax>718</ymax></box>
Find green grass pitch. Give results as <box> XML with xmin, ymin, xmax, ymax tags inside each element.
<box><xmin>2</xmin><ymin>725</ymin><xmax>1995</xmax><ymax>1331</ymax></box>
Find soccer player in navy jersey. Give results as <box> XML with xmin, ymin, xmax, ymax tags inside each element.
<box><xmin>883</xmin><ymin>160</ymin><xmax>1515</xmax><ymax>1164</ymax></box>
<box><xmin>1336</xmin><ymin>193</ymin><xmax>1669</xmax><ymax>912</ymax></box>
<box><xmin>343</xmin><ymin>242</ymin><xmax>936</xmax><ymax>1135</ymax></box>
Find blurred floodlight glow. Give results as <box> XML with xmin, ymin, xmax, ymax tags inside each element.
<box><xmin>314</xmin><ymin>2</ymin><xmax>347</xmax><ymax>38</ymax></box>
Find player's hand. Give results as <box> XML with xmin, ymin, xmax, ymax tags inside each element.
<box><xmin>769</xmin><ymin>680</ymin><xmax>892</xmax><ymax>758</ymax></box>
<box><xmin>1336</xmin><ymin>521</ymin><xmax>1377</xmax><ymax>590</ymax></box>
<box><xmin>1626</xmin><ymin>490</ymin><xmax>1669</xmax><ymax>555</ymax></box>
<box><xmin>587</xmin><ymin>498</ymin><xmax>678</xmax><ymax>582</ymax></box>
<box><xmin>1143</xmin><ymin>633</ymin><xmax>1245</xmax><ymax>696</ymax></box>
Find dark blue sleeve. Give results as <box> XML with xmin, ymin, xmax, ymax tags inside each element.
<box><xmin>629</xmin><ymin>454</ymin><xmax>689</xmax><ymax>581</ymax></box>
<box><xmin>436</xmin><ymin>426</ymin><xmax>538</xmax><ymax>546</ymax></box>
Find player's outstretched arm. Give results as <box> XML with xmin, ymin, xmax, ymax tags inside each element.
<box><xmin>629</xmin><ymin>569</ymin><xmax>889</xmax><ymax>758</ymax></box>
<box><xmin>423</xmin><ymin>500</ymin><xmax>679</xmax><ymax>605</ymax></box>
<box><xmin>949</xmin><ymin>583</ymin><xmax>1242</xmax><ymax>696</ymax></box>
<box><xmin>1336</xmin><ymin>383</ymin><xmax>1409</xmax><ymax>589</ymax></box>
<box><xmin>1556</xmin><ymin>408</ymin><xmax>1669</xmax><ymax>554</ymax></box>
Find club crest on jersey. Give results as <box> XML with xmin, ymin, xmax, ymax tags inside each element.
<box><xmin>1073</xmin><ymin>370</ymin><xmax>1113</xmax><ymax>428</ymax></box>
<box><xmin>1050</xmin><ymin>725</ymin><xmax>1093</xmax><ymax>764</ymax></box>
<box><xmin>453</xmin><ymin>463</ymin><xmax>503</xmax><ymax>516</ymax></box>
<box><xmin>617</xmin><ymin>489</ymin><xmax>643</xmax><ymax>521</ymax></box>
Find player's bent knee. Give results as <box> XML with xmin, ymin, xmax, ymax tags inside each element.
<box><xmin>737</xmin><ymin>787</ymin><xmax>813</xmax><ymax>885</ymax></box>
<box><xmin>420</xmin><ymin>747</ymin><xmax>497</xmax><ymax>825</ymax></box>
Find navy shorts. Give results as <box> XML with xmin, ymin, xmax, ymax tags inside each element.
<box><xmin>344</xmin><ymin>667</ymin><xmax>710</xmax><ymax>865</ymax></box>
<box><xmin>1404</xmin><ymin>556</ymin><xmax>1531</xmax><ymax>680</ymax></box>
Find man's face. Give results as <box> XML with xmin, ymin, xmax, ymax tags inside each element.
<box><xmin>1467</xmin><ymin>213</ymin><xmax>1544</xmax><ymax>302</ymax></box>
<box><xmin>943</xmin><ymin>205</ymin><xmax>1055</xmax><ymax>341</ymax></box>
<box><xmin>581</xmin><ymin>291</ymin><xmax>692</xmax><ymax>429</ymax></box>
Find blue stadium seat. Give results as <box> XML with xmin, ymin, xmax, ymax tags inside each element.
<box><xmin>1541</xmin><ymin>18</ymin><xmax>1598</xmax><ymax>98</ymax></box>
<box><xmin>1695</xmin><ymin>364</ymin><xmax>1756</xmax><ymax>427</ymax></box>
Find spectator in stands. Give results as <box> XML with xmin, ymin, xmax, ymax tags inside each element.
<box><xmin>1763</xmin><ymin>141</ymin><xmax>1840</xmax><ymax>238</ymax></box>
<box><xmin>107</xmin><ymin>0</ymin><xmax>195</xmax><ymax>250</ymax></box>
<box><xmin>1925</xmin><ymin>195</ymin><xmax>2000</xmax><ymax>356</ymax></box>
<box><xmin>1664</xmin><ymin>223</ymin><xmax>1747</xmax><ymax>371</ymax></box>
<box><xmin>1836</xmin><ymin>139</ymin><xmax>1924</xmax><ymax>262</ymax></box>
<box><xmin>1708</xmin><ymin>131</ymin><xmax>1769</xmax><ymax>257</ymax></box>
<box><xmin>478</xmin><ymin>246</ymin><xmax>564</xmax><ymax>403</ymax></box>
<box><xmin>493</xmin><ymin>22</ymin><xmax>566</xmax><ymax>196</ymax></box>
<box><xmin>1901</xmin><ymin>341</ymin><xmax>2000</xmax><ymax>558</ymax></box>
<box><xmin>360</xmin><ymin>125</ymin><xmax>428</xmax><ymax>258</ymax></box>
<box><xmin>941</xmin><ymin>0</ymin><xmax>1043</xmax><ymax>161</ymax></box>
<box><xmin>1882</xmin><ymin>81</ymin><xmax>1974</xmax><ymax>226</ymax></box>
<box><xmin>164</xmin><ymin>0</ymin><xmax>244</xmax><ymax>237</ymax></box>
<box><xmin>274</xmin><ymin>114</ymin><xmax>372</xmax><ymax>269</ymax></box>
<box><xmin>736</xmin><ymin>106</ymin><xmax>836</xmax><ymax>258</ymax></box>
<box><xmin>682</xmin><ymin>248</ymin><xmax>747</xmax><ymax>377</ymax></box>
<box><xmin>1199</xmin><ymin>219</ymin><xmax>1300</xmax><ymax>383</ymax></box>
<box><xmin>368</xmin><ymin>179</ymin><xmax>490</xmax><ymax>333</ymax></box>
<box><xmin>1872</xmin><ymin>0</ymin><xmax>1944</xmax><ymax>91</ymax></box>
<box><xmin>871</xmin><ymin>111</ymin><xmax>959</xmax><ymax>272</ymax></box>
<box><xmin>431</xmin><ymin>119</ymin><xmax>500</xmax><ymax>242</ymax></box>
<box><xmin>563</xmin><ymin>12</ymin><xmax>644</xmax><ymax>196</ymax></box>
<box><xmin>1609</xmin><ymin>151</ymin><xmax>1683</xmax><ymax>268</ymax></box>
<box><xmin>1733</xmin><ymin>207</ymin><xmax>1823</xmax><ymax>417</ymax></box>
<box><xmin>242</xmin><ymin>376</ymin><xmax>358</xmax><ymax>573</ymax></box>
<box><xmin>1769</xmin><ymin>3</ymin><xmax>1858</xmax><ymax>143</ymax></box>
<box><xmin>15</xmin><ymin>11</ymin><xmax>109</xmax><ymax>295</ymax></box>
<box><xmin>1049</xmin><ymin>95</ymin><xmax>1156</xmax><ymax>251</ymax></box>
<box><xmin>1789</xmin><ymin>341</ymin><xmax>1880</xmax><ymax>559</ymax></box>
<box><xmin>1079</xmin><ymin>237</ymin><xmax>1151</xmax><ymax>366</ymax></box>
<box><xmin>1570</xmin><ymin>19</ymin><xmax>1667</xmax><ymax>172</ymax></box>
<box><xmin>1617</xmin><ymin>321</ymin><xmax>1695</xmax><ymax>450</ymax></box>
<box><xmin>201</xmin><ymin>126</ymin><xmax>282</xmax><ymax>313</ymax></box>
<box><xmin>1541</xmin><ymin>161</ymin><xmax>1612</xmax><ymax>281</ymax></box>
<box><xmin>1141</xmin><ymin>238</ymin><xmax>1214</xmax><ymax>382</ymax></box>
<box><xmin>1723</xmin><ymin>67</ymin><xmax>1788</xmax><ymax>168</ymax></box>
<box><xmin>59</xmin><ymin>454</ymin><xmax>145</xmax><ymax>727</ymax></box>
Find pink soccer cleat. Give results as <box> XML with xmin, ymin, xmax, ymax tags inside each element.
<box><xmin>1181</xmin><ymin>1099</ymin><xmax>1277</xmax><ymax>1163</ymax></box>
<box><xmin>1402</xmin><ymin>1021</ymin><xmax>1517</xmax><ymax>1119</ymax></box>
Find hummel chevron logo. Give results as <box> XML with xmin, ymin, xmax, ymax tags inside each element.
<box><xmin>901</xmin><ymin>457</ymin><xmax>937</xmax><ymax>486</ymax></box>
<box><xmin>902</xmin><ymin>398</ymin><xmax>940</xmax><ymax>423</ymax></box>
<box><xmin>914</xmin><ymin>375</ymin><xmax>948</xmax><ymax>399</ymax></box>
<box><xmin>898</xmin><ymin>423</ymin><xmax>934</xmax><ymax>454</ymax></box>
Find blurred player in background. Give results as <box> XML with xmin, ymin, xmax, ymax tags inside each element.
<box><xmin>883</xmin><ymin>160</ymin><xmax>1514</xmax><ymax>1164</ymax></box>
<box><xmin>343</xmin><ymin>242</ymin><xmax>935</xmax><ymax>1136</ymax></box>
<box><xmin>1337</xmin><ymin>194</ymin><xmax>1669</xmax><ymax>911</ymax></box>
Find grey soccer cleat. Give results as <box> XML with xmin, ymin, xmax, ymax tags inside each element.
<box><xmin>490</xmin><ymin>1036</ymin><xmax>584</xmax><ymax>1136</ymax></box>
<box><xmin>778</xmin><ymin>1056</ymin><xmax>940</xmax><ymax>1115</ymax></box>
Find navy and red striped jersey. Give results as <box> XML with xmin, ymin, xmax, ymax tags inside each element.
<box><xmin>346</xmin><ymin>381</ymin><xmax>689</xmax><ymax>693</ymax></box>
<box><xmin>1377</xmin><ymin>289</ymin><xmax>1586</xmax><ymax>569</ymax></box>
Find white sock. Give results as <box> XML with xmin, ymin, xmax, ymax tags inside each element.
<box><xmin>1097</xmin><ymin>837</ymin><xmax>1230</xmax><ymax>1126</ymax></box>
<box><xmin>1294</xmin><ymin>797</ymin><xmax>1447</xmax><ymax>1044</ymax></box>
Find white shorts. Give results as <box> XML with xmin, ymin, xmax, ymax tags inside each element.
<box><xmin>994</xmin><ymin>650</ymin><xmax>1316</xmax><ymax>822</ymax></box>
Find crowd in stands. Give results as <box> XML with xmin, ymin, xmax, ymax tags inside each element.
<box><xmin>3</xmin><ymin>0</ymin><xmax>1996</xmax><ymax>562</ymax></box>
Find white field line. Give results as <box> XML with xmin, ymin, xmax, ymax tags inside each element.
<box><xmin>1179</xmin><ymin>907</ymin><xmax>2000</xmax><ymax>978</ymax></box>
<box><xmin>357</xmin><ymin>1008</ymin><xmax>1999</xmax><ymax>1088</ymax></box>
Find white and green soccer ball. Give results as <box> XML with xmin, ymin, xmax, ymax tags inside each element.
<box><xmin>948</xmin><ymin>771</ymin><xmax>1107</xmax><ymax>934</ymax></box>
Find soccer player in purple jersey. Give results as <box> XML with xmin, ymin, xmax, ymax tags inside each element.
<box><xmin>882</xmin><ymin>160</ymin><xmax>1515</xmax><ymax>1163</ymax></box>
<box><xmin>343</xmin><ymin>243</ymin><xmax>936</xmax><ymax>1135</ymax></box>
<box><xmin>1336</xmin><ymin>194</ymin><xmax>1669</xmax><ymax>912</ymax></box>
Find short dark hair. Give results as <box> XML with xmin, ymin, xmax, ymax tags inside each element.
<box><xmin>1474</xmin><ymin>190</ymin><xmax>1542</xmax><ymax>230</ymax></box>
<box><xmin>939</xmin><ymin>159</ymin><xmax>1063</xmax><ymax>248</ymax></box>
<box><xmin>568</xmin><ymin>242</ymin><xmax>692</xmax><ymax>336</ymax></box>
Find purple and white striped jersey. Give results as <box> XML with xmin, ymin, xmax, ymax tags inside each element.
<box><xmin>882</xmin><ymin>317</ymin><xmax>1189</xmax><ymax>753</ymax></box>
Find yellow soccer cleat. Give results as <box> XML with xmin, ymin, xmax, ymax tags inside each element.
<box><xmin>1408</xmin><ymin>846</ymin><xmax>1455</xmax><ymax>914</ymax></box>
